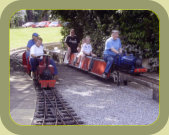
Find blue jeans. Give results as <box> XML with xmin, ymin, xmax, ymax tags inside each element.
<box><xmin>103</xmin><ymin>54</ymin><xmax>114</xmax><ymax>74</ymax></box>
<box><xmin>30</xmin><ymin>58</ymin><xmax>58</xmax><ymax>75</ymax></box>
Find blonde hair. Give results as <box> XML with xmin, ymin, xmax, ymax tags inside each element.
<box><xmin>85</xmin><ymin>35</ymin><xmax>90</xmax><ymax>39</ymax></box>
<box><xmin>38</xmin><ymin>37</ymin><xmax>43</xmax><ymax>41</ymax></box>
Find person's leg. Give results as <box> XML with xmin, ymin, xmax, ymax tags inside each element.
<box><xmin>67</xmin><ymin>47</ymin><xmax>71</xmax><ymax>60</ymax></box>
<box><xmin>30</xmin><ymin>58</ymin><xmax>37</xmax><ymax>72</ymax></box>
<box><xmin>30</xmin><ymin>58</ymin><xmax>38</xmax><ymax>78</ymax></box>
<box><xmin>104</xmin><ymin>55</ymin><xmax>114</xmax><ymax>74</ymax></box>
<box><xmin>79</xmin><ymin>53</ymin><xmax>85</xmax><ymax>68</ymax></box>
<box><xmin>81</xmin><ymin>53</ymin><xmax>86</xmax><ymax>61</ymax></box>
<box><xmin>77</xmin><ymin>53</ymin><xmax>83</xmax><ymax>64</ymax></box>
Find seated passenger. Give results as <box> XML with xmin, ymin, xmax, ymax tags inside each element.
<box><xmin>26</xmin><ymin>33</ymin><xmax>39</xmax><ymax>63</ymax></box>
<box><xmin>30</xmin><ymin>37</ymin><xmax>58</xmax><ymax>81</ymax></box>
<box><xmin>64</xmin><ymin>29</ymin><xmax>80</xmax><ymax>62</ymax></box>
<box><xmin>77</xmin><ymin>36</ymin><xmax>96</xmax><ymax>66</ymax></box>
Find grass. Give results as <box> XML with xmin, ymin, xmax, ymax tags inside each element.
<box><xmin>10</xmin><ymin>27</ymin><xmax>63</xmax><ymax>49</ymax></box>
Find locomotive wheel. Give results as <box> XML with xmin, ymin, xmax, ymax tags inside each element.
<box><xmin>111</xmin><ymin>71</ymin><xmax>121</xmax><ymax>85</ymax></box>
<box><xmin>123</xmin><ymin>80</ymin><xmax>128</xmax><ymax>86</ymax></box>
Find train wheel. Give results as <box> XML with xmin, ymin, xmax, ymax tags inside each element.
<box><xmin>123</xmin><ymin>80</ymin><xmax>128</xmax><ymax>86</ymax></box>
<box><xmin>111</xmin><ymin>71</ymin><xmax>121</xmax><ymax>86</ymax></box>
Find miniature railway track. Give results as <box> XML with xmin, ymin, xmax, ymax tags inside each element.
<box><xmin>10</xmin><ymin>48</ymin><xmax>159</xmax><ymax>123</ymax></box>
<box><xmin>136</xmin><ymin>75</ymin><xmax>159</xmax><ymax>85</ymax></box>
<box><xmin>32</xmin><ymin>87</ymin><xmax>84</xmax><ymax>125</ymax></box>
<box><xmin>10</xmin><ymin>50</ymin><xmax>26</xmax><ymax>72</ymax></box>
<box><xmin>10</xmin><ymin>49</ymin><xmax>84</xmax><ymax>125</ymax></box>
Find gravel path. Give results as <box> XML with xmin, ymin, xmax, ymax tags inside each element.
<box><xmin>57</xmin><ymin>65</ymin><xmax>159</xmax><ymax>125</ymax></box>
<box><xmin>10</xmin><ymin>51</ymin><xmax>159</xmax><ymax>125</ymax></box>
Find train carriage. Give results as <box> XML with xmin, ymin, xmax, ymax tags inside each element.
<box><xmin>64</xmin><ymin>52</ymin><xmax>147</xmax><ymax>85</ymax></box>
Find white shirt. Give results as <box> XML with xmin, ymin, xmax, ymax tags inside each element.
<box><xmin>30</xmin><ymin>44</ymin><xmax>44</xmax><ymax>59</ymax></box>
<box><xmin>81</xmin><ymin>43</ymin><xmax>92</xmax><ymax>54</ymax></box>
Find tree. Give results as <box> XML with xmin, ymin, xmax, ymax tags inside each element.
<box><xmin>51</xmin><ymin>10</ymin><xmax>159</xmax><ymax>58</ymax></box>
<box><xmin>26</xmin><ymin>10</ymin><xmax>33</xmax><ymax>22</ymax></box>
<box><xmin>10</xmin><ymin>11</ymin><xmax>24</xmax><ymax>28</ymax></box>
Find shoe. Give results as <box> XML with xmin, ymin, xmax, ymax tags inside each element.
<box><xmin>78</xmin><ymin>61</ymin><xmax>82</xmax><ymax>68</ymax></box>
<box><xmin>55</xmin><ymin>81</ymin><xmax>60</xmax><ymax>85</ymax></box>
<box><xmin>31</xmin><ymin>72</ymin><xmax>35</xmax><ymax>79</ymax></box>
<box><xmin>58</xmin><ymin>78</ymin><xmax>63</xmax><ymax>81</ymax></box>
<box><xmin>31</xmin><ymin>72</ymin><xmax>33</xmax><ymax>78</ymax></box>
<box><xmin>102</xmin><ymin>73</ymin><xmax>107</xmax><ymax>79</ymax></box>
<box><xmin>65</xmin><ymin>61</ymin><xmax>69</xmax><ymax>64</ymax></box>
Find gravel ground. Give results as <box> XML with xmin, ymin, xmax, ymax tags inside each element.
<box><xmin>57</xmin><ymin>65</ymin><xmax>159</xmax><ymax>125</ymax></box>
<box><xmin>10</xmin><ymin>51</ymin><xmax>159</xmax><ymax>125</ymax></box>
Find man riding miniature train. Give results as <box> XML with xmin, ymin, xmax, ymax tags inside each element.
<box><xmin>102</xmin><ymin>30</ymin><xmax>122</xmax><ymax>78</ymax></box>
<box><xmin>29</xmin><ymin>37</ymin><xmax>59</xmax><ymax>81</ymax></box>
<box><xmin>26</xmin><ymin>33</ymin><xmax>39</xmax><ymax>63</ymax></box>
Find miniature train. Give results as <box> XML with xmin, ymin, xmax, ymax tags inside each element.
<box><xmin>22</xmin><ymin>50</ymin><xmax>147</xmax><ymax>88</ymax></box>
<box><xmin>65</xmin><ymin>53</ymin><xmax>147</xmax><ymax>85</ymax></box>
<box><xmin>22</xmin><ymin>51</ymin><xmax>56</xmax><ymax>88</ymax></box>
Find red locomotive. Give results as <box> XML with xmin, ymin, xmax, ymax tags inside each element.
<box><xmin>22</xmin><ymin>51</ymin><xmax>56</xmax><ymax>88</ymax></box>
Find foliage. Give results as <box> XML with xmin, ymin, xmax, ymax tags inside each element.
<box><xmin>51</xmin><ymin>10</ymin><xmax>159</xmax><ymax>58</ymax></box>
<box><xmin>10</xmin><ymin>11</ymin><xmax>24</xmax><ymax>28</ymax></box>
<box><xmin>10</xmin><ymin>10</ymin><xmax>51</xmax><ymax>28</ymax></box>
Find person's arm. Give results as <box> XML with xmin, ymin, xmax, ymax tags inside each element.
<box><xmin>77</xmin><ymin>43</ymin><xmax>81</xmax><ymax>50</ymax></box>
<box><xmin>118</xmin><ymin>40</ymin><xmax>122</xmax><ymax>54</ymax></box>
<box><xmin>64</xmin><ymin>36</ymin><xmax>71</xmax><ymax>48</ymax></box>
<box><xmin>90</xmin><ymin>45</ymin><xmax>96</xmax><ymax>57</ymax></box>
<box><xmin>77</xmin><ymin>45</ymin><xmax>81</xmax><ymax>52</ymax></box>
<box><xmin>65</xmin><ymin>37</ymin><xmax>71</xmax><ymax>55</ymax></box>
<box><xmin>27</xmin><ymin>47</ymin><xmax>30</xmax><ymax>51</ymax></box>
<box><xmin>76</xmin><ymin>37</ymin><xmax>81</xmax><ymax>51</ymax></box>
<box><xmin>43</xmin><ymin>49</ymin><xmax>47</xmax><ymax>54</ymax></box>
<box><xmin>65</xmin><ymin>42</ymin><xmax>70</xmax><ymax>48</ymax></box>
<box><xmin>27</xmin><ymin>40</ymin><xmax>31</xmax><ymax>51</ymax></box>
<box><xmin>31</xmin><ymin>54</ymin><xmax>37</xmax><ymax>58</ymax></box>
<box><xmin>119</xmin><ymin>48</ymin><xmax>122</xmax><ymax>54</ymax></box>
<box><xmin>30</xmin><ymin>46</ymin><xmax>36</xmax><ymax>58</ymax></box>
<box><xmin>111</xmin><ymin>47</ymin><xmax>120</xmax><ymax>54</ymax></box>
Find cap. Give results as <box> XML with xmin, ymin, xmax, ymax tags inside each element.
<box><xmin>32</xmin><ymin>33</ymin><xmax>39</xmax><ymax>37</ymax></box>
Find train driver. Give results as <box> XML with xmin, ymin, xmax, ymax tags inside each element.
<box><xmin>64</xmin><ymin>29</ymin><xmax>80</xmax><ymax>62</ymax></box>
<box><xmin>26</xmin><ymin>33</ymin><xmax>39</xmax><ymax>62</ymax></box>
<box><xmin>30</xmin><ymin>37</ymin><xmax>59</xmax><ymax>81</ymax></box>
<box><xmin>102</xmin><ymin>30</ymin><xmax>122</xmax><ymax>78</ymax></box>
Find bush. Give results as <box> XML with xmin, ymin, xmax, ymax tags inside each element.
<box><xmin>51</xmin><ymin>10</ymin><xmax>159</xmax><ymax>58</ymax></box>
